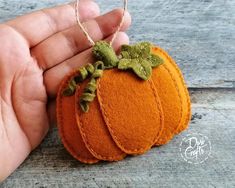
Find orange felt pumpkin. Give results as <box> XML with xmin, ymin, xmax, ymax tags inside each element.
<box><xmin>56</xmin><ymin>44</ymin><xmax>191</xmax><ymax>163</ymax></box>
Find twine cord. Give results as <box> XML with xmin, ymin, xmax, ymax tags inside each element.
<box><xmin>75</xmin><ymin>0</ymin><xmax>128</xmax><ymax>46</ymax></box>
<box><xmin>75</xmin><ymin>0</ymin><xmax>95</xmax><ymax>46</ymax></box>
<box><xmin>110</xmin><ymin>0</ymin><xmax>128</xmax><ymax>45</ymax></box>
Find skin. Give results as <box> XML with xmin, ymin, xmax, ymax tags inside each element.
<box><xmin>0</xmin><ymin>0</ymin><xmax>131</xmax><ymax>181</ymax></box>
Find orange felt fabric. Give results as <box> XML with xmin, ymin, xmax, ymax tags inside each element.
<box><xmin>97</xmin><ymin>69</ymin><xmax>164</xmax><ymax>155</ymax></box>
<box><xmin>56</xmin><ymin>71</ymin><xmax>99</xmax><ymax>164</ymax></box>
<box><xmin>75</xmin><ymin>81</ymin><xmax>126</xmax><ymax>161</ymax></box>
<box><xmin>151</xmin><ymin>47</ymin><xmax>191</xmax><ymax>145</ymax></box>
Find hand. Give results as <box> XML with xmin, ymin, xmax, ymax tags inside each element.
<box><xmin>0</xmin><ymin>0</ymin><xmax>131</xmax><ymax>181</ymax></box>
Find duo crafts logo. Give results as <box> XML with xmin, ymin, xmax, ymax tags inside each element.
<box><xmin>180</xmin><ymin>133</ymin><xmax>212</xmax><ymax>164</ymax></box>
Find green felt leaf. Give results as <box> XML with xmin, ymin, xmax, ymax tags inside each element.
<box><xmin>121</xmin><ymin>42</ymin><xmax>152</xmax><ymax>59</ymax></box>
<box><xmin>118</xmin><ymin>58</ymin><xmax>152</xmax><ymax>80</ymax></box>
<box><xmin>118</xmin><ymin>59</ymin><xmax>134</xmax><ymax>70</ymax></box>
<box><xmin>132</xmin><ymin>59</ymin><xmax>152</xmax><ymax>80</ymax></box>
<box><xmin>120</xmin><ymin>51</ymin><xmax>130</xmax><ymax>59</ymax></box>
<box><xmin>118</xmin><ymin>42</ymin><xmax>164</xmax><ymax>80</ymax></box>
<box><xmin>148</xmin><ymin>54</ymin><xmax>164</xmax><ymax>67</ymax></box>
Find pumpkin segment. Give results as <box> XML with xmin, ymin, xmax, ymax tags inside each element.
<box><xmin>151</xmin><ymin>47</ymin><xmax>182</xmax><ymax>145</ymax></box>
<box><xmin>97</xmin><ymin>69</ymin><xmax>164</xmax><ymax>155</ymax></box>
<box><xmin>75</xmin><ymin>80</ymin><xmax>126</xmax><ymax>161</ymax></box>
<box><xmin>57</xmin><ymin>71</ymin><xmax>99</xmax><ymax>163</ymax></box>
<box><xmin>161</xmin><ymin>50</ymin><xmax>191</xmax><ymax>134</ymax></box>
<box><xmin>151</xmin><ymin>47</ymin><xmax>191</xmax><ymax>145</ymax></box>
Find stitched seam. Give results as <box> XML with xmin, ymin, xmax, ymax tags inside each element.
<box><xmin>157</xmin><ymin>47</ymin><xmax>191</xmax><ymax>132</ymax></box>
<box><xmin>97</xmin><ymin>77</ymin><xmax>163</xmax><ymax>153</ymax></box>
<box><xmin>75</xmin><ymin>86</ymin><xmax>126</xmax><ymax>161</ymax></box>
<box><xmin>151</xmin><ymin>47</ymin><xmax>183</xmax><ymax>144</ymax></box>
<box><xmin>57</xmin><ymin>71</ymin><xmax>98</xmax><ymax>163</ymax></box>
<box><xmin>160</xmin><ymin>48</ymin><xmax>191</xmax><ymax>131</ymax></box>
<box><xmin>157</xmin><ymin>63</ymin><xmax>183</xmax><ymax>142</ymax></box>
<box><xmin>148</xmin><ymin>79</ymin><xmax>165</xmax><ymax>143</ymax></box>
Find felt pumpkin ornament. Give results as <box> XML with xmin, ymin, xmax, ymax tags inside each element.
<box><xmin>56</xmin><ymin>0</ymin><xmax>191</xmax><ymax>163</ymax></box>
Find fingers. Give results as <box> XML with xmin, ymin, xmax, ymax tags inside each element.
<box><xmin>47</xmin><ymin>100</ymin><xmax>57</xmax><ymax>127</ymax></box>
<box><xmin>44</xmin><ymin>32</ymin><xmax>129</xmax><ymax>98</ymax></box>
<box><xmin>32</xmin><ymin>9</ymin><xmax>131</xmax><ymax>71</ymax></box>
<box><xmin>6</xmin><ymin>0</ymin><xmax>100</xmax><ymax>47</ymax></box>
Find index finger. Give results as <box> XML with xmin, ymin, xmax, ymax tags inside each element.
<box><xmin>6</xmin><ymin>0</ymin><xmax>100</xmax><ymax>47</ymax></box>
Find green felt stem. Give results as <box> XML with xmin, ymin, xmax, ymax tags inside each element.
<box><xmin>93</xmin><ymin>41</ymin><xmax>119</xmax><ymax>68</ymax></box>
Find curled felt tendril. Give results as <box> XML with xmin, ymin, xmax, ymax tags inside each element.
<box><xmin>62</xmin><ymin>63</ymin><xmax>96</xmax><ymax>96</ymax></box>
<box><xmin>62</xmin><ymin>79</ymin><xmax>77</xmax><ymax>96</ymax></box>
<box><xmin>86</xmin><ymin>63</ymin><xmax>95</xmax><ymax>74</ymax></box>
<box><xmin>79</xmin><ymin>62</ymin><xmax>104</xmax><ymax>112</ymax></box>
<box><xmin>86</xmin><ymin>78</ymin><xmax>97</xmax><ymax>93</ymax></box>
<box><xmin>92</xmin><ymin>61</ymin><xmax>105</xmax><ymax>78</ymax></box>
<box><xmin>79</xmin><ymin>67</ymin><xmax>89</xmax><ymax>80</ymax></box>
<box><xmin>79</xmin><ymin>79</ymin><xmax>97</xmax><ymax>112</ymax></box>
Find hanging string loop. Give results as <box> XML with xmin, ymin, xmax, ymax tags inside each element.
<box><xmin>75</xmin><ymin>0</ymin><xmax>128</xmax><ymax>46</ymax></box>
